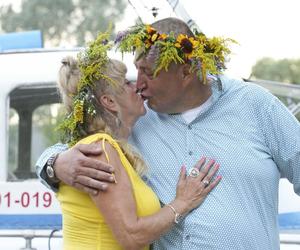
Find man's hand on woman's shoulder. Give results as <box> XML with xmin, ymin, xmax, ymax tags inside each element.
<box><xmin>54</xmin><ymin>142</ymin><xmax>116</xmax><ymax>195</ymax></box>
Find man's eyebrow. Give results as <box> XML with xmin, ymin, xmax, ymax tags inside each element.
<box><xmin>135</xmin><ymin>64</ymin><xmax>153</xmax><ymax>74</ymax></box>
<box><xmin>137</xmin><ymin>65</ymin><xmax>146</xmax><ymax>71</ymax></box>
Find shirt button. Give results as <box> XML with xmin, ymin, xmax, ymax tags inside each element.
<box><xmin>188</xmin><ymin>151</ymin><xmax>193</xmax><ymax>156</ymax></box>
<box><xmin>188</xmin><ymin>125</ymin><xmax>192</xmax><ymax>129</ymax></box>
<box><xmin>185</xmin><ymin>235</ymin><xmax>190</xmax><ymax>240</ymax></box>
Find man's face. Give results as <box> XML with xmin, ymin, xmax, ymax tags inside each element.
<box><xmin>135</xmin><ymin>56</ymin><xmax>185</xmax><ymax>114</ymax></box>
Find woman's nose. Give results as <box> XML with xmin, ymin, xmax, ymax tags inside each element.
<box><xmin>130</xmin><ymin>82</ymin><xmax>137</xmax><ymax>92</ymax></box>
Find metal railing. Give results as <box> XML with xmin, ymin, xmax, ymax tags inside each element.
<box><xmin>0</xmin><ymin>230</ymin><xmax>62</xmax><ymax>250</ymax></box>
<box><xmin>280</xmin><ymin>232</ymin><xmax>300</xmax><ymax>245</ymax></box>
<box><xmin>244</xmin><ymin>78</ymin><xmax>300</xmax><ymax>116</ymax></box>
<box><xmin>1</xmin><ymin>230</ymin><xmax>299</xmax><ymax>249</ymax></box>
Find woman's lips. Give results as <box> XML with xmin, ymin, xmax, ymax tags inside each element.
<box><xmin>136</xmin><ymin>89</ymin><xmax>148</xmax><ymax>101</ymax></box>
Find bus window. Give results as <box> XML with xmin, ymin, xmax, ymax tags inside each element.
<box><xmin>8</xmin><ymin>108</ymin><xmax>19</xmax><ymax>181</ymax></box>
<box><xmin>8</xmin><ymin>83</ymin><xmax>60</xmax><ymax>180</ymax></box>
<box><xmin>31</xmin><ymin>104</ymin><xmax>64</xmax><ymax>172</ymax></box>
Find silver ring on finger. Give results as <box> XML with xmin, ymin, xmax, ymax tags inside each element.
<box><xmin>202</xmin><ymin>179</ymin><xmax>210</xmax><ymax>188</ymax></box>
<box><xmin>188</xmin><ymin>167</ymin><xmax>200</xmax><ymax>178</ymax></box>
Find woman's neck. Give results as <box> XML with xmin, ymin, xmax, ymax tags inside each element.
<box><xmin>115</xmin><ymin>116</ymin><xmax>137</xmax><ymax>140</ymax></box>
<box><xmin>116</xmin><ymin>125</ymin><xmax>131</xmax><ymax>140</ymax></box>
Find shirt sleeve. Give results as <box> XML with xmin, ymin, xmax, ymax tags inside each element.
<box><xmin>35</xmin><ymin>143</ymin><xmax>68</xmax><ymax>192</ymax></box>
<box><xmin>262</xmin><ymin>96</ymin><xmax>300</xmax><ymax>195</ymax></box>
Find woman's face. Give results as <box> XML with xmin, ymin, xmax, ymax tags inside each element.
<box><xmin>115</xmin><ymin>79</ymin><xmax>146</xmax><ymax>124</ymax></box>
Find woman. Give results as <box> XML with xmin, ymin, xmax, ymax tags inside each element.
<box><xmin>56</xmin><ymin>33</ymin><xmax>221</xmax><ymax>250</ymax></box>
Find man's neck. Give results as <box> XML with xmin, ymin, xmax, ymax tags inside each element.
<box><xmin>171</xmin><ymin>81</ymin><xmax>212</xmax><ymax>114</ymax></box>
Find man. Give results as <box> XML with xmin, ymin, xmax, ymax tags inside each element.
<box><xmin>37</xmin><ymin>18</ymin><xmax>300</xmax><ymax>249</ymax></box>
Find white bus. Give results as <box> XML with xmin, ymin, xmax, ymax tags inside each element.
<box><xmin>0</xmin><ymin>49</ymin><xmax>299</xmax><ymax>249</ymax></box>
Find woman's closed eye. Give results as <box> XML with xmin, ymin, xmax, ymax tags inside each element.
<box><xmin>124</xmin><ymin>80</ymin><xmax>137</xmax><ymax>90</ymax></box>
<box><xmin>125</xmin><ymin>80</ymin><xmax>132</xmax><ymax>85</ymax></box>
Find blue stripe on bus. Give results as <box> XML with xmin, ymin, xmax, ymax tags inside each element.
<box><xmin>0</xmin><ymin>213</ymin><xmax>299</xmax><ymax>231</ymax></box>
<box><xmin>0</xmin><ymin>214</ymin><xmax>62</xmax><ymax>230</ymax></box>
<box><xmin>279</xmin><ymin>212</ymin><xmax>300</xmax><ymax>230</ymax></box>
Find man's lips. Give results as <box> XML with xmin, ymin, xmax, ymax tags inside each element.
<box><xmin>141</xmin><ymin>94</ymin><xmax>148</xmax><ymax>100</ymax></box>
<box><xmin>136</xmin><ymin>89</ymin><xmax>148</xmax><ymax>100</ymax></box>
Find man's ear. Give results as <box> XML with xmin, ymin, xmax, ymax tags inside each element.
<box><xmin>99</xmin><ymin>94</ymin><xmax>118</xmax><ymax>112</ymax></box>
<box><xmin>182</xmin><ymin>64</ymin><xmax>194</xmax><ymax>84</ymax></box>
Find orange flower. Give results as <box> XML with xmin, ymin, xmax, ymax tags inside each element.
<box><xmin>146</xmin><ymin>25</ymin><xmax>156</xmax><ymax>35</ymax></box>
<box><xmin>159</xmin><ymin>33</ymin><xmax>168</xmax><ymax>40</ymax></box>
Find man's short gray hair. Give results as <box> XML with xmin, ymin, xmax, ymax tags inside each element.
<box><xmin>151</xmin><ymin>17</ymin><xmax>194</xmax><ymax>38</ymax></box>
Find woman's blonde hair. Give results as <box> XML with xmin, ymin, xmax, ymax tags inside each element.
<box><xmin>58</xmin><ymin>56</ymin><xmax>147</xmax><ymax>175</ymax></box>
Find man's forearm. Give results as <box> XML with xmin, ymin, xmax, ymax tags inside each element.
<box><xmin>35</xmin><ymin>143</ymin><xmax>68</xmax><ymax>192</ymax></box>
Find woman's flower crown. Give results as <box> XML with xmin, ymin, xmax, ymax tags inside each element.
<box><xmin>58</xmin><ymin>31</ymin><xmax>115</xmax><ymax>146</ymax></box>
<box><xmin>115</xmin><ymin>24</ymin><xmax>237</xmax><ymax>84</ymax></box>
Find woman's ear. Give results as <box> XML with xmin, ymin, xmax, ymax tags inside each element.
<box><xmin>99</xmin><ymin>94</ymin><xmax>118</xmax><ymax>112</ymax></box>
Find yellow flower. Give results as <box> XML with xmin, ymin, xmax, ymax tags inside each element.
<box><xmin>175</xmin><ymin>34</ymin><xmax>198</xmax><ymax>58</ymax></box>
<box><xmin>74</xmin><ymin>101</ymin><xmax>84</xmax><ymax>123</ymax></box>
<box><xmin>189</xmin><ymin>37</ymin><xmax>199</xmax><ymax>48</ymax></box>
<box><xmin>145</xmin><ymin>40</ymin><xmax>152</xmax><ymax>48</ymax></box>
<box><xmin>175</xmin><ymin>34</ymin><xmax>186</xmax><ymax>48</ymax></box>
<box><xmin>151</xmin><ymin>33</ymin><xmax>158</xmax><ymax>42</ymax></box>
<box><xmin>135</xmin><ymin>38</ymin><xmax>143</xmax><ymax>47</ymax></box>
<box><xmin>176</xmin><ymin>34</ymin><xmax>187</xmax><ymax>43</ymax></box>
<box><xmin>175</xmin><ymin>42</ymin><xmax>181</xmax><ymax>48</ymax></box>
<box><xmin>186</xmin><ymin>52</ymin><xmax>194</xmax><ymax>59</ymax></box>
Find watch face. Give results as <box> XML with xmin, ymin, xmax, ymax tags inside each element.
<box><xmin>46</xmin><ymin>165</ymin><xmax>55</xmax><ymax>178</ymax></box>
<box><xmin>175</xmin><ymin>213</ymin><xmax>182</xmax><ymax>223</ymax></box>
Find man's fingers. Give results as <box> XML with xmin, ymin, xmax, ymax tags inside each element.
<box><xmin>81</xmin><ymin>155</ymin><xmax>114</xmax><ymax>173</ymax></box>
<box><xmin>73</xmin><ymin>182</ymin><xmax>99</xmax><ymax>196</ymax></box>
<box><xmin>75</xmin><ymin>142</ymin><xmax>103</xmax><ymax>156</ymax></box>
<box><xmin>75</xmin><ymin>175</ymin><xmax>110</xmax><ymax>192</ymax></box>
<box><xmin>77</xmin><ymin>167</ymin><xmax>115</xmax><ymax>182</ymax></box>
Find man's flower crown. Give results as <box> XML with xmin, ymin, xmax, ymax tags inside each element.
<box><xmin>115</xmin><ymin>24</ymin><xmax>236</xmax><ymax>84</ymax></box>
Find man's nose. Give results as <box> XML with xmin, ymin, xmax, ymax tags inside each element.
<box><xmin>136</xmin><ymin>73</ymin><xmax>146</xmax><ymax>90</ymax></box>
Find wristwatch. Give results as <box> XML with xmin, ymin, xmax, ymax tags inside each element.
<box><xmin>174</xmin><ymin>211</ymin><xmax>183</xmax><ymax>224</ymax></box>
<box><xmin>46</xmin><ymin>153</ymin><xmax>60</xmax><ymax>183</ymax></box>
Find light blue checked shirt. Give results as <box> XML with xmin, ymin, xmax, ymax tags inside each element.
<box><xmin>36</xmin><ymin>76</ymin><xmax>300</xmax><ymax>249</ymax></box>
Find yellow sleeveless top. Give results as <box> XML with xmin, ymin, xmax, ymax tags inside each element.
<box><xmin>57</xmin><ymin>133</ymin><xmax>161</xmax><ymax>250</ymax></box>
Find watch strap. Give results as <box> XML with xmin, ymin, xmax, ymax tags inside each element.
<box><xmin>46</xmin><ymin>153</ymin><xmax>59</xmax><ymax>183</ymax></box>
